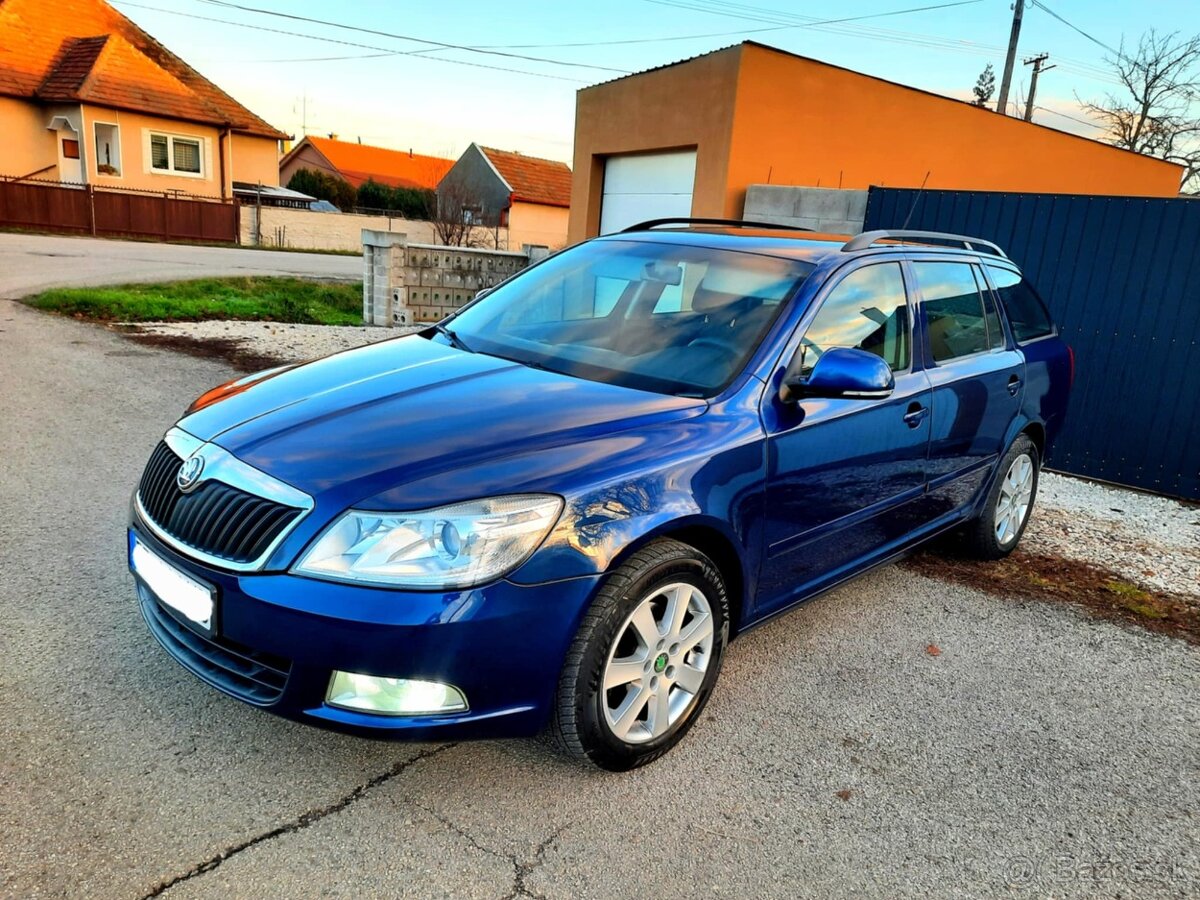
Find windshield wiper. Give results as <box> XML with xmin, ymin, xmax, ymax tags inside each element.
<box><xmin>431</xmin><ymin>322</ymin><xmax>473</xmax><ymax>353</ymax></box>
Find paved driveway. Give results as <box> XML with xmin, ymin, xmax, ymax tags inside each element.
<box><xmin>0</xmin><ymin>233</ymin><xmax>359</xmax><ymax>299</ymax></box>
<box><xmin>0</xmin><ymin>303</ymin><xmax>1197</xmax><ymax>899</ymax></box>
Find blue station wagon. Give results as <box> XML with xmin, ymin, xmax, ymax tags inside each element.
<box><xmin>128</xmin><ymin>222</ymin><xmax>1072</xmax><ymax>770</ymax></box>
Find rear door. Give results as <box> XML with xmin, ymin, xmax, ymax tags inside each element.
<box><xmin>911</xmin><ymin>258</ymin><xmax>1024</xmax><ymax>514</ymax></box>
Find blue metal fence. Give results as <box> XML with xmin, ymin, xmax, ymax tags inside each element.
<box><xmin>864</xmin><ymin>186</ymin><xmax>1200</xmax><ymax>499</ymax></box>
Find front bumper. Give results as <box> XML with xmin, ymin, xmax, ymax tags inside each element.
<box><xmin>128</xmin><ymin>522</ymin><xmax>600</xmax><ymax>740</ymax></box>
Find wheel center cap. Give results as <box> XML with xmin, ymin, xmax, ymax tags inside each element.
<box><xmin>653</xmin><ymin>652</ymin><xmax>669</xmax><ymax>674</ymax></box>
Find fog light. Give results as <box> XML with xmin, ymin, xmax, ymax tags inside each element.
<box><xmin>326</xmin><ymin>671</ymin><xmax>468</xmax><ymax>716</ymax></box>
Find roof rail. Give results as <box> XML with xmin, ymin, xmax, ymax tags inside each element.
<box><xmin>842</xmin><ymin>229</ymin><xmax>1007</xmax><ymax>258</ymax></box>
<box><xmin>620</xmin><ymin>217</ymin><xmax>814</xmax><ymax>234</ymax></box>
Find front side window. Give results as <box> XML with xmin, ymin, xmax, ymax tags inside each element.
<box><xmin>914</xmin><ymin>261</ymin><xmax>992</xmax><ymax>363</ymax></box>
<box><xmin>798</xmin><ymin>262</ymin><xmax>910</xmax><ymax>377</ymax></box>
<box><xmin>449</xmin><ymin>240</ymin><xmax>813</xmax><ymax>396</ymax></box>
<box><xmin>150</xmin><ymin>133</ymin><xmax>203</xmax><ymax>175</ymax></box>
<box><xmin>986</xmin><ymin>265</ymin><xmax>1054</xmax><ymax>343</ymax></box>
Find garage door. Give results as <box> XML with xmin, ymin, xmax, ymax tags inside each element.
<box><xmin>598</xmin><ymin>150</ymin><xmax>697</xmax><ymax>234</ymax></box>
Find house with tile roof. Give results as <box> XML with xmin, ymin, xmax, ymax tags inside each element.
<box><xmin>0</xmin><ymin>0</ymin><xmax>286</xmax><ymax>197</ymax></box>
<box><xmin>437</xmin><ymin>143</ymin><xmax>572</xmax><ymax>249</ymax></box>
<box><xmin>279</xmin><ymin>136</ymin><xmax>454</xmax><ymax>193</ymax></box>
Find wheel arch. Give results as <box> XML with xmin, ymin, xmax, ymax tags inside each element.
<box><xmin>606</xmin><ymin>518</ymin><xmax>749</xmax><ymax>637</ymax></box>
<box><xmin>1020</xmin><ymin>419</ymin><xmax>1046</xmax><ymax>460</ymax></box>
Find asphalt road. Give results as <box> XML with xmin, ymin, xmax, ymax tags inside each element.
<box><xmin>1</xmin><ymin>300</ymin><xmax>1197</xmax><ymax>899</ymax></box>
<box><xmin>0</xmin><ymin>233</ymin><xmax>360</xmax><ymax>299</ymax></box>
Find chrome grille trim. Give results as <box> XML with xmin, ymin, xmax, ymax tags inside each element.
<box><xmin>135</xmin><ymin>426</ymin><xmax>314</xmax><ymax>572</ymax></box>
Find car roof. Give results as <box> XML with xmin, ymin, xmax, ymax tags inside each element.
<box><xmin>595</xmin><ymin>227</ymin><xmax>848</xmax><ymax>263</ymax></box>
<box><xmin>595</xmin><ymin>223</ymin><xmax>1013</xmax><ymax>267</ymax></box>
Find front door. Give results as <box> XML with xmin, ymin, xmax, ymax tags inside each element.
<box><xmin>57</xmin><ymin>125</ymin><xmax>82</xmax><ymax>183</ymax></box>
<box><xmin>758</xmin><ymin>261</ymin><xmax>932</xmax><ymax>614</ymax></box>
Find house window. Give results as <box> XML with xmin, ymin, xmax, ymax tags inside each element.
<box><xmin>149</xmin><ymin>132</ymin><xmax>203</xmax><ymax>176</ymax></box>
<box><xmin>61</xmin><ymin>139</ymin><xmax>80</xmax><ymax>160</ymax></box>
<box><xmin>94</xmin><ymin>123</ymin><xmax>121</xmax><ymax>176</ymax></box>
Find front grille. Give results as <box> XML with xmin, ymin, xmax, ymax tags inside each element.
<box><xmin>138</xmin><ymin>585</ymin><xmax>291</xmax><ymax>704</ymax></box>
<box><xmin>137</xmin><ymin>441</ymin><xmax>303</xmax><ymax>565</ymax></box>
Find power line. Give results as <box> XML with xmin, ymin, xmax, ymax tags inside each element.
<box><xmin>449</xmin><ymin>0</ymin><xmax>982</xmax><ymax>50</ymax></box>
<box><xmin>640</xmin><ymin>0</ymin><xmax>1120</xmax><ymax>85</ymax></box>
<box><xmin>111</xmin><ymin>1</ymin><xmax>592</xmax><ymax>81</ymax></box>
<box><xmin>1029</xmin><ymin>0</ymin><xmax>1124</xmax><ymax>60</ymax></box>
<box><xmin>192</xmin><ymin>0</ymin><xmax>627</xmax><ymax>73</ymax></box>
<box><xmin>1034</xmin><ymin>104</ymin><xmax>1105</xmax><ymax>130</ymax></box>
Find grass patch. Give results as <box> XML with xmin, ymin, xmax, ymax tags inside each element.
<box><xmin>25</xmin><ymin>277</ymin><xmax>364</xmax><ymax>326</ymax></box>
<box><xmin>903</xmin><ymin>548</ymin><xmax>1200</xmax><ymax>644</ymax></box>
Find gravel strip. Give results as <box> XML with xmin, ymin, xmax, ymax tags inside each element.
<box><xmin>128</xmin><ymin>319</ymin><xmax>1200</xmax><ymax>598</ymax></box>
<box><xmin>128</xmin><ymin>319</ymin><xmax>415</xmax><ymax>362</ymax></box>
<box><xmin>1027</xmin><ymin>472</ymin><xmax>1199</xmax><ymax>597</ymax></box>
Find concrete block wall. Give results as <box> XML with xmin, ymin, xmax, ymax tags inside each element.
<box><xmin>242</xmin><ymin>206</ymin><xmax>438</xmax><ymax>252</ymax></box>
<box><xmin>362</xmin><ymin>230</ymin><xmax>538</xmax><ymax>326</ymax></box>
<box><xmin>743</xmin><ymin>185</ymin><xmax>868</xmax><ymax>235</ymax></box>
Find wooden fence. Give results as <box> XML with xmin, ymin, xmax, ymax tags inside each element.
<box><xmin>0</xmin><ymin>177</ymin><xmax>239</xmax><ymax>244</ymax></box>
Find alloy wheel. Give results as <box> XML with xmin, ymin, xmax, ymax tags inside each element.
<box><xmin>600</xmin><ymin>582</ymin><xmax>714</xmax><ymax>744</ymax></box>
<box><xmin>994</xmin><ymin>452</ymin><xmax>1035</xmax><ymax>546</ymax></box>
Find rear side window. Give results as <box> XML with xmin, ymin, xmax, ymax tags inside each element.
<box><xmin>913</xmin><ymin>261</ymin><xmax>990</xmax><ymax>362</ymax></box>
<box><xmin>986</xmin><ymin>265</ymin><xmax>1055</xmax><ymax>342</ymax></box>
<box><xmin>798</xmin><ymin>262</ymin><xmax>910</xmax><ymax>376</ymax></box>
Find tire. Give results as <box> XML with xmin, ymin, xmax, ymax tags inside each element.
<box><xmin>959</xmin><ymin>434</ymin><xmax>1040</xmax><ymax>560</ymax></box>
<box><xmin>551</xmin><ymin>538</ymin><xmax>730</xmax><ymax>771</ymax></box>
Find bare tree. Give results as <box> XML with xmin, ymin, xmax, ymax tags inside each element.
<box><xmin>428</xmin><ymin>179</ymin><xmax>482</xmax><ymax>247</ymax></box>
<box><xmin>1081</xmin><ymin>30</ymin><xmax>1200</xmax><ymax>193</ymax></box>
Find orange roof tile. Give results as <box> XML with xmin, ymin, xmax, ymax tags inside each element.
<box><xmin>0</xmin><ymin>0</ymin><xmax>286</xmax><ymax>139</ymax></box>
<box><xmin>291</xmin><ymin>136</ymin><xmax>454</xmax><ymax>190</ymax></box>
<box><xmin>479</xmin><ymin>146</ymin><xmax>571</xmax><ymax>208</ymax></box>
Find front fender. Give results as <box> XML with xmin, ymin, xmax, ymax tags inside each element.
<box><xmin>508</xmin><ymin>443</ymin><xmax>765</xmax><ymax>587</ymax></box>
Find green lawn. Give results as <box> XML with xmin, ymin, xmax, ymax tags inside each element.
<box><xmin>25</xmin><ymin>277</ymin><xmax>364</xmax><ymax>326</ymax></box>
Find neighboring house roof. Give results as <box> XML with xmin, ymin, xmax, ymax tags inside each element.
<box><xmin>0</xmin><ymin>0</ymin><xmax>286</xmax><ymax>139</ymax></box>
<box><xmin>478</xmin><ymin>146</ymin><xmax>572</xmax><ymax>208</ymax></box>
<box><xmin>283</xmin><ymin>136</ymin><xmax>454</xmax><ymax>190</ymax></box>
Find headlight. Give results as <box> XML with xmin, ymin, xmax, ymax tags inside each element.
<box><xmin>293</xmin><ymin>494</ymin><xmax>563</xmax><ymax>589</ymax></box>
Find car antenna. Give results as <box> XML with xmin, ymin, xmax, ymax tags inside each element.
<box><xmin>901</xmin><ymin>170</ymin><xmax>931</xmax><ymax>230</ymax></box>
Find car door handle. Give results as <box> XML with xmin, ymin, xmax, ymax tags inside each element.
<box><xmin>903</xmin><ymin>402</ymin><xmax>928</xmax><ymax>428</ymax></box>
<box><xmin>1007</xmin><ymin>374</ymin><xmax>1022</xmax><ymax>396</ymax></box>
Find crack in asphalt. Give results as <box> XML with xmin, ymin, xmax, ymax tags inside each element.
<box><xmin>411</xmin><ymin>801</ymin><xmax>569</xmax><ymax>900</ymax></box>
<box><xmin>140</xmin><ymin>743</ymin><xmax>459</xmax><ymax>899</ymax></box>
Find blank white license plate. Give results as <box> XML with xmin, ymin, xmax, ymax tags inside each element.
<box><xmin>131</xmin><ymin>537</ymin><xmax>215</xmax><ymax>633</ymax></box>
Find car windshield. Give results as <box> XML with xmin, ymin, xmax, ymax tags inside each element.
<box><xmin>444</xmin><ymin>239</ymin><xmax>813</xmax><ymax>396</ymax></box>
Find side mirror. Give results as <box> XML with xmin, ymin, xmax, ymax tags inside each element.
<box><xmin>780</xmin><ymin>347</ymin><xmax>895</xmax><ymax>403</ymax></box>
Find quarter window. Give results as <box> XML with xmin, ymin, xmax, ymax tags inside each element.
<box><xmin>985</xmin><ymin>265</ymin><xmax>1054</xmax><ymax>343</ymax></box>
<box><xmin>798</xmin><ymin>262</ymin><xmax>910</xmax><ymax>376</ymax></box>
<box><xmin>978</xmin><ymin>267</ymin><xmax>1006</xmax><ymax>350</ymax></box>
<box><xmin>914</xmin><ymin>262</ymin><xmax>991</xmax><ymax>363</ymax></box>
<box><xmin>150</xmin><ymin>133</ymin><xmax>203</xmax><ymax>175</ymax></box>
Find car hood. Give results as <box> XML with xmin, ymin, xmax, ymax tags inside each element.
<box><xmin>179</xmin><ymin>334</ymin><xmax>705</xmax><ymax>510</ymax></box>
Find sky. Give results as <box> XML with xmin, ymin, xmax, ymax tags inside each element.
<box><xmin>112</xmin><ymin>0</ymin><xmax>1200</xmax><ymax>164</ymax></box>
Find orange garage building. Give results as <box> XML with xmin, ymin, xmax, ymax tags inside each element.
<box><xmin>568</xmin><ymin>42</ymin><xmax>1184</xmax><ymax>242</ymax></box>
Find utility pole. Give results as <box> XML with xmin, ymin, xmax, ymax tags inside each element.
<box><xmin>995</xmin><ymin>0</ymin><xmax>1025</xmax><ymax>115</ymax></box>
<box><xmin>1022</xmin><ymin>53</ymin><xmax>1055</xmax><ymax>121</ymax></box>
